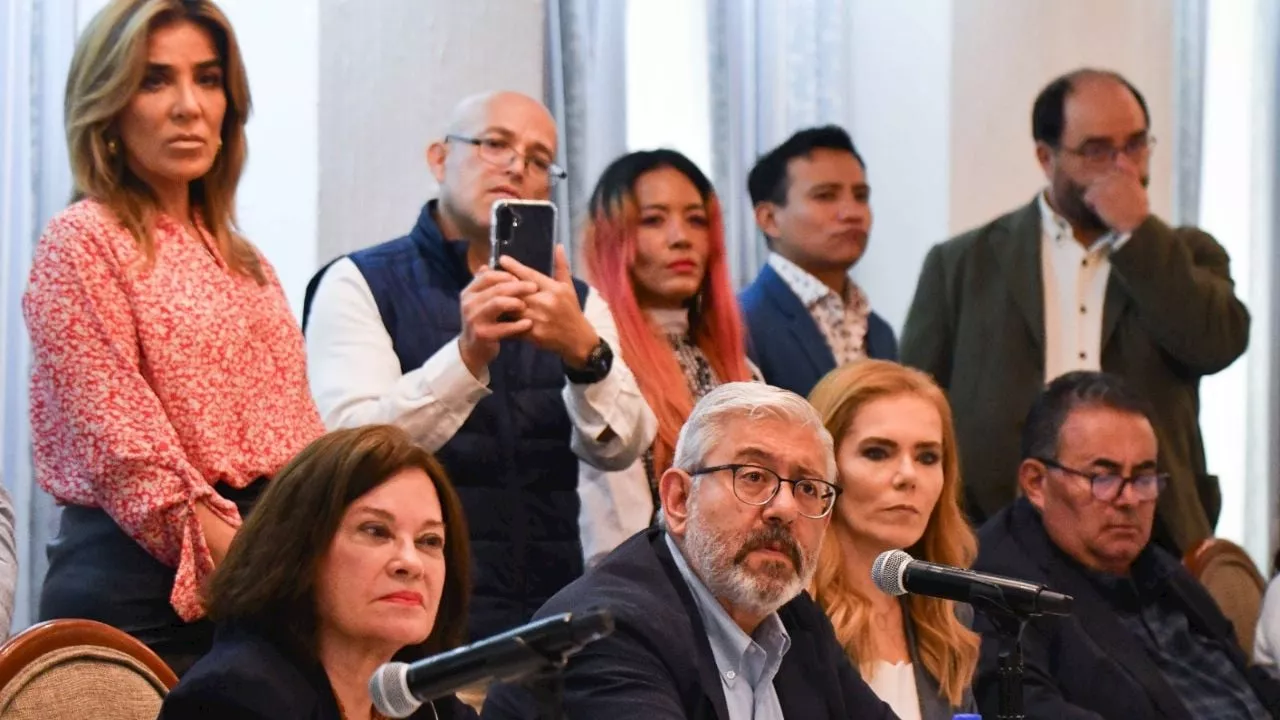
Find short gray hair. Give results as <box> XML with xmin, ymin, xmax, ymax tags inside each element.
<box><xmin>672</xmin><ymin>382</ymin><xmax>836</xmax><ymax>482</ymax></box>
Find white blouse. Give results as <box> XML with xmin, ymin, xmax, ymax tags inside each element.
<box><xmin>866</xmin><ymin>660</ymin><xmax>922</xmax><ymax>720</ymax></box>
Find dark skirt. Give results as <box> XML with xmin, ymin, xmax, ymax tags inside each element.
<box><xmin>39</xmin><ymin>479</ymin><xmax>266</xmax><ymax>677</ymax></box>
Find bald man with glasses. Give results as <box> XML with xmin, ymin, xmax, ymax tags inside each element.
<box><xmin>972</xmin><ymin>371</ymin><xmax>1280</xmax><ymax>720</ymax></box>
<box><xmin>304</xmin><ymin>91</ymin><xmax>655</xmax><ymax>642</ymax></box>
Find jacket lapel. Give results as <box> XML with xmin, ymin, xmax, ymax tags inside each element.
<box><xmin>991</xmin><ymin>199</ymin><xmax>1046</xmax><ymax>352</ymax></box>
<box><xmin>772</xmin><ymin>616</ymin><xmax>839</xmax><ymax>719</ymax></box>
<box><xmin>652</xmin><ymin>533</ymin><xmax>733</xmax><ymax>720</ymax></box>
<box><xmin>902</xmin><ymin>603</ymin><xmax>953</xmax><ymax>720</ymax></box>
<box><xmin>758</xmin><ymin>264</ymin><xmax>836</xmax><ymax>375</ymax></box>
<box><xmin>1100</xmin><ymin>274</ymin><xmax>1128</xmax><ymax>354</ymax></box>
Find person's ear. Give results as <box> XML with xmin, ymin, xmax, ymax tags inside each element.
<box><xmin>754</xmin><ymin>202</ymin><xmax>782</xmax><ymax>242</ymax></box>
<box><xmin>1035</xmin><ymin>141</ymin><xmax>1056</xmax><ymax>178</ymax></box>
<box><xmin>659</xmin><ymin>469</ymin><xmax>694</xmax><ymax>537</ymax></box>
<box><xmin>1019</xmin><ymin>458</ymin><xmax>1049</xmax><ymax>511</ymax></box>
<box><xmin>427</xmin><ymin>141</ymin><xmax>448</xmax><ymax>184</ymax></box>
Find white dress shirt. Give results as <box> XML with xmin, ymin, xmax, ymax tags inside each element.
<box><xmin>1038</xmin><ymin>192</ymin><xmax>1132</xmax><ymax>384</ymax></box>
<box><xmin>305</xmin><ymin>257</ymin><xmax>655</xmax><ymax>471</ymax></box>
<box><xmin>866</xmin><ymin>660</ymin><xmax>923</xmax><ymax>720</ymax></box>
<box><xmin>1255</xmin><ymin>575</ymin><xmax>1280</xmax><ymax>668</ymax></box>
<box><xmin>766</xmin><ymin>253</ymin><xmax>871</xmax><ymax>367</ymax></box>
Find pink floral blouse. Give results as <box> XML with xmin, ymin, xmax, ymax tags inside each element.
<box><xmin>23</xmin><ymin>199</ymin><xmax>325</xmax><ymax>621</ymax></box>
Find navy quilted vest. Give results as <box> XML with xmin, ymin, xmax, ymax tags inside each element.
<box><xmin>315</xmin><ymin>202</ymin><xmax>586</xmax><ymax>640</ymax></box>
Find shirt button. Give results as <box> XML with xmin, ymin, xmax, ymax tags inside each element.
<box><xmin>725</xmin><ymin>670</ymin><xmax>736</xmax><ymax>680</ymax></box>
<box><xmin>1078</xmin><ymin>352</ymin><xmax>1087</xmax><ymax>360</ymax></box>
<box><xmin>1081</xmin><ymin>259</ymin><xmax>1087</xmax><ymax>267</ymax></box>
<box><xmin>1080</xmin><ymin>305</ymin><xmax>1087</xmax><ymax>314</ymax></box>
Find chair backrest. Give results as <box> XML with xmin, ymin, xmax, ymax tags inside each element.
<box><xmin>1184</xmin><ymin>538</ymin><xmax>1267</xmax><ymax>658</ymax></box>
<box><xmin>0</xmin><ymin>619</ymin><xmax>177</xmax><ymax>720</ymax></box>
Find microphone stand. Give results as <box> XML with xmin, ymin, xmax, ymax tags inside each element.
<box><xmin>971</xmin><ymin>586</ymin><xmax>1034</xmax><ymax>720</ymax></box>
<box><xmin>519</xmin><ymin>648</ymin><xmax>573</xmax><ymax>720</ymax></box>
<box><xmin>984</xmin><ymin>610</ymin><xmax>1029</xmax><ymax>720</ymax></box>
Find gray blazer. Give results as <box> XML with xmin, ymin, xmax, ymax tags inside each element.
<box><xmin>901</xmin><ymin>599</ymin><xmax>978</xmax><ymax>720</ymax></box>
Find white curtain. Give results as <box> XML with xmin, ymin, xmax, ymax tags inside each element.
<box><xmin>706</xmin><ymin>0</ymin><xmax>853</xmax><ymax>289</ymax></box>
<box><xmin>1</xmin><ymin>0</ymin><xmax>87</xmax><ymax>633</ymax></box>
<box><xmin>1173</xmin><ymin>0</ymin><xmax>1207</xmax><ymax>227</ymax></box>
<box><xmin>544</xmin><ymin>0</ymin><xmax>628</xmax><ymax>270</ymax></box>
<box><xmin>0</xmin><ymin>0</ymin><xmax>38</xmax><ymax>640</ymax></box>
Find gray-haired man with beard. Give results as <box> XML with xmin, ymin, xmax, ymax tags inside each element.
<box><xmin>481</xmin><ymin>382</ymin><xmax>894</xmax><ymax>719</ymax></box>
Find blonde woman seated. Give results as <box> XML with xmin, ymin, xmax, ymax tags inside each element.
<box><xmin>577</xmin><ymin>149</ymin><xmax>757</xmax><ymax>564</ymax></box>
<box><xmin>809</xmin><ymin>360</ymin><xmax>979</xmax><ymax>720</ymax></box>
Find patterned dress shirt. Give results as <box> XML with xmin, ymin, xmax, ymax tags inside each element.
<box><xmin>767</xmin><ymin>253</ymin><xmax>870</xmax><ymax>366</ymax></box>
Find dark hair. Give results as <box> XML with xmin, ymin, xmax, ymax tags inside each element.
<box><xmin>588</xmin><ymin>149</ymin><xmax>714</xmax><ymax>217</ymax></box>
<box><xmin>1031</xmin><ymin>68</ymin><xmax>1151</xmax><ymax>147</ymax></box>
<box><xmin>1021</xmin><ymin>371</ymin><xmax>1156</xmax><ymax>462</ymax></box>
<box><xmin>747</xmin><ymin>125</ymin><xmax>865</xmax><ymax>207</ymax></box>
<box><xmin>205</xmin><ymin>425</ymin><xmax>471</xmax><ymax>661</ymax></box>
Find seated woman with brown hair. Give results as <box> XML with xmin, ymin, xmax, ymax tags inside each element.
<box><xmin>159</xmin><ymin>425</ymin><xmax>477</xmax><ymax>720</ymax></box>
<box><xmin>808</xmin><ymin>360</ymin><xmax>980</xmax><ymax>720</ymax></box>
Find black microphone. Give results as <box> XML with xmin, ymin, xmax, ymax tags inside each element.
<box><xmin>369</xmin><ymin>609</ymin><xmax>615</xmax><ymax>718</ymax></box>
<box><xmin>872</xmin><ymin>549</ymin><xmax>1073</xmax><ymax>617</ymax></box>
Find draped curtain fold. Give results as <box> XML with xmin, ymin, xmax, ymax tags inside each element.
<box><xmin>544</xmin><ymin>0</ymin><xmax>628</xmax><ymax>269</ymax></box>
<box><xmin>2</xmin><ymin>0</ymin><xmax>88</xmax><ymax>634</ymax></box>
<box><xmin>705</xmin><ymin>0</ymin><xmax>853</xmax><ymax>289</ymax></box>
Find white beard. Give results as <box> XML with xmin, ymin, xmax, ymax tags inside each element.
<box><xmin>679</xmin><ymin>494</ymin><xmax>818</xmax><ymax>618</ymax></box>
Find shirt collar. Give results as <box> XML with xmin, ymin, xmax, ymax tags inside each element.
<box><xmin>767</xmin><ymin>252</ymin><xmax>845</xmax><ymax>307</ymax></box>
<box><xmin>646</xmin><ymin>307</ymin><xmax>690</xmax><ymax>337</ymax></box>
<box><xmin>1037</xmin><ymin>190</ymin><xmax>1130</xmax><ymax>255</ymax></box>
<box><xmin>664</xmin><ymin>533</ymin><xmax>791</xmax><ymax>689</ymax></box>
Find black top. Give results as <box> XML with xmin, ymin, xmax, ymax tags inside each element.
<box><xmin>973</xmin><ymin>498</ymin><xmax>1280</xmax><ymax>719</ymax></box>
<box><xmin>158</xmin><ymin>622</ymin><xmax>479</xmax><ymax>720</ymax></box>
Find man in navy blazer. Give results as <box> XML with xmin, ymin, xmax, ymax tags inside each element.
<box><xmin>739</xmin><ymin>126</ymin><xmax>897</xmax><ymax>398</ymax></box>
<box><xmin>481</xmin><ymin>383</ymin><xmax>894</xmax><ymax>720</ymax></box>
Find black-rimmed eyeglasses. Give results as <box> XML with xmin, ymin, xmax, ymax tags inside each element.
<box><xmin>445</xmin><ymin>134</ymin><xmax>567</xmax><ymax>185</ymax></box>
<box><xmin>688</xmin><ymin>463</ymin><xmax>842</xmax><ymax>519</ymax></box>
<box><xmin>1034</xmin><ymin>456</ymin><xmax>1168</xmax><ymax>502</ymax></box>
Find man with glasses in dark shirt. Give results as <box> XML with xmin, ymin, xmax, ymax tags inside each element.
<box><xmin>901</xmin><ymin>68</ymin><xmax>1249</xmax><ymax>556</ymax></box>
<box><xmin>972</xmin><ymin>371</ymin><xmax>1280</xmax><ymax>719</ymax></box>
<box><xmin>481</xmin><ymin>382</ymin><xmax>893</xmax><ymax>720</ymax></box>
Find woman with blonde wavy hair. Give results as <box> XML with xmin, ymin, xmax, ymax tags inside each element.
<box><xmin>808</xmin><ymin>360</ymin><xmax>979</xmax><ymax>720</ymax></box>
<box><xmin>24</xmin><ymin>0</ymin><xmax>323</xmax><ymax>675</ymax></box>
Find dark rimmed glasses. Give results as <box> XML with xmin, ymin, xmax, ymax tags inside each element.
<box><xmin>1034</xmin><ymin>456</ymin><xmax>1168</xmax><ymax>502</ymax></box>
<box><xmin>689</xmin><ymin>463</ymin><xmax>842</xmax><ymax>519</ymax></box>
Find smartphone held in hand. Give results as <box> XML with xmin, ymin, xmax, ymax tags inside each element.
<box><xmin>490</xmin><ymin>200</ymin><xmax>557</xmax><ymax>277</ymax></box>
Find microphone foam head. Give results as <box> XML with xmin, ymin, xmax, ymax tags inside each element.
<box><xmin>369</xmin><ymin>662</ymin><xmax>419</xmax><ymax>719</ymax></box>
<box><xmin>871</xmin><ymin>549</ymin><xmax>913</xmax><ymax>596</ymax></box>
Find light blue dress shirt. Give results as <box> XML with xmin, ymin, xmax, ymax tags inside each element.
<box><xmin>665</xmin><ymin>533</ymin><xmax>791</xmax><ymax>720</ymax></box>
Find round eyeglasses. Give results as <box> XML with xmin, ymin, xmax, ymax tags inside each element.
<box><xmin>688</xmin><ymin>463</ymin><xmax>842</xmax><ymax>519</ymax></box>
<box><xmin>1034</xmin><ymin>456</ymin><xmax>1168</xmax><ymax>502</ymax></box>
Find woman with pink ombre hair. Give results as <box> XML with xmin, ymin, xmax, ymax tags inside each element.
<box><xmin>576</xmin><ymin>149</ymin><xmax>758</xmax><ymax>565</ymax></box>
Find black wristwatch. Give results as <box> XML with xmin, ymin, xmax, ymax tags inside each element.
<box><xmin>564</xmin><ymin>337</ymin><xmax>613</xmax><ymax>384</ymax></box>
